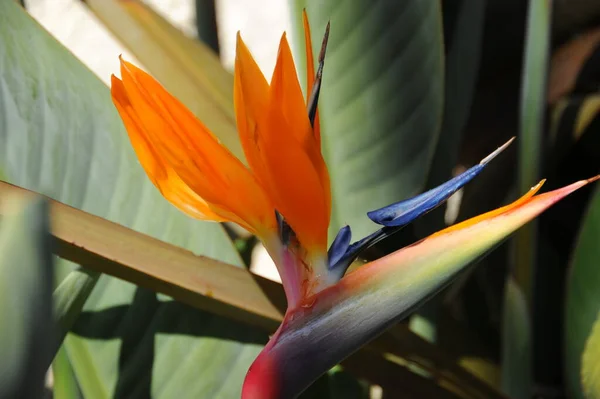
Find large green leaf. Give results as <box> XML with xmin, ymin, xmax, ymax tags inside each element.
<box><xmin>565</xmin><ymin>186</ymin><xmax>600</xmax><ymax>399</ymax></box>
<box><xmin>0</xmin><ymin>197</ymin><xmax>53</xmax><ymax>398</ymax></box>
<box><xmin>416</xmin><ymin>0</ymin><xmax>486</xmax><ymax>235</ymax></box>
<box><xmin>0</xmin><ymin>2</ymin><xmax>266</xmax><ymax>398</ymax></box>
<box><xmin>292</xmin><ymin>0</ymin><xmax>444</xmax><ymax>238</ymax></box>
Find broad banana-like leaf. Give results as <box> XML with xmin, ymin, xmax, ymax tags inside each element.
<box><xmin>0</xmin><ymin>2</ymin><xmax>265</xmax><ymax>398</ymax></box>
<box><xmin>565</xmin><ymin>186</ymin><xmax>600</xmax><ymax>399</ymax></box>
<box><xmin>291</xmin><ymin>1</ymin><xmax>444</xmax><ymax>238</ymax></box>
<box><xmin>417</xmin><ymin>0</ymin><xmax>487</xmax><ymax>234</ymax></box>
<box><xmin>0</xmin><ymin>197</ymin><xmax>53</xmax><ymax>398</ymax></box>
<box><xmin>503</xmin><ymin>1</ymin><xmax>551</xmax><ymax>397</ymax></box>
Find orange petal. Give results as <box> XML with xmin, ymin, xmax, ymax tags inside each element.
<box><xmin>116</xmin><ymin>58</ymin><xmax>275</xmax><ymax>235</ymax></box>
<box><xmin>233</xmin><ymin>34</ymin><xmax>331</xmax><ymax>244</ymax></box>
<box><xmin>111</xmin><ymin>75</ymin><xmax>228</xmax><ymax>222</ymax></box>
<box><xmin>303</xmin><ymin>10</ymin><xmax>315</xmax><ymax>104</ymax></box>
<box><xmin>273</xmin><ymin>33</ymin><xmax>314</xmax><ymax>149</ymax></box>
<box><xmin>302</xmin><ymin>9</ymin><xmax>321</xmax><ymax>144</ymax></box>
<box><xmin>255</xmin><ymin>42</ymin><xmax>329</xmax><ymax>252</ymax></box>
<box><xmin>234</xmin><ymin>33</ymin><xmax>270</xmax><ymax>187</ymax></box>
<box><xmin>271</xmin><ymin>34</ymin><xmax>331</xmax><ymax>228</ymax></box>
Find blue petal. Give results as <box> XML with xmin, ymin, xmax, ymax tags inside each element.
<box><xmin>367</xmin><ymin>138</ymin><xmax>514</xmax><ymax>227</ymax></box>
<box><xmin>327</xmin><ymin>225</ymin><xmax>351</xmax><ymax>269</ymax></box>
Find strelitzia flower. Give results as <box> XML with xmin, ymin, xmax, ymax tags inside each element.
<box><xmin>111</xmin><ymin>11</ymin><xmax>597</xmax><ymax>399</ymax></box>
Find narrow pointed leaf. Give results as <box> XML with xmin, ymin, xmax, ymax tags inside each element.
<box><xmin>515</xmin><ymin>0</ymin><xmax>551</xmax><ymax>296</ymax></box>
<box><xmin>52</xmin><ymin>268</ymin><xmax>101</xmax><ymax>343</ymax></box>
<box><xmin>507</xmin><ymin>1</ymin><xmax>551</xmax><ymax>397</ymax></box>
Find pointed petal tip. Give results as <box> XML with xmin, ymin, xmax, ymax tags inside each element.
<box><xmin>118</xmin><ymin>55</ymin><xmax>136</xmax><ymax>77</ymax></box>
<box><xmin>480</xmin><ymin>137</ymin><xmax>515</xmax><ymax>165</ymax></box>
<box><xmin>117</xmin><ymin>54</ymin><xmax>125</xmax><ymax>71</ymax></box>
<box><xmin>319</xmin><ymin>23</ymin><xmax>331</xmax><ymax>64</ymax></box>
<box><xmin>555</xmin><ymin>175</ymin><xmax>600</xmax><ymax>196</ymax></box>
<box><xmin>280</xmin><ymin>31</ymin><xmax>289</xmax><ymax>43</ymax></box>
<box><xmin>110</xmin><ymin>75</ymin><xmax>123</xmax><ymax>93</ymax></box>
<box><xmin>235</xmin><ymin>31</ymin><xmax>247</xmax><ymax>51</ymax></box>
<box><xmin>532</xmin><ymin>179</ymin><xmax>546</xmax><ymax>191</ymax></box>
<box><xmin>235</xmin><ymin>31</ymin><xmax>243</xmax><ymax>50</ymax></box>
<box><xmin>117</xmin><ymin>54</ymin><xmax>131</xmax><ymax>69</ymax></box>
<box><xmin>543</xmin><ymin>175</ymin><xmax>598</xmax><ymax>197</ymax></box>
<box><xmin>234</xmin><ymin>32</ymin><xmax>257</xmax><ymax>71</ymax></box>
<box><xmin>587</xmin><ymin>174</ymin><xmax>600</xmax><ymax>184</ymax></box>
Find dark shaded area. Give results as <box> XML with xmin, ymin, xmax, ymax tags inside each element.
<box><xmin>195</xmin><ymin>0</ymin><xmax>220</xmax><ymax>54</ymax></box>
<box><xmin>532</xmin><ymin>96</ymin><xmax>600</xmax><ymax>394</ymax></box>
<box><xmin>70</xmin><ymin>288</ymin><xmax>269</xmax><ymax>399</ymax></box>
<box><xmin>442</xmin><ymin>1</ymin><xmax>600</xmax><ymax>396</ymax></box>
<box><xmin>69</xmin><ymin>286</ymin><xmax>353</xmax><ymax>398</ymax></box>
<box><xmin>343</xmin><ymin>350</ymin><xmax>464</xmax><ymax>399</ymax></box>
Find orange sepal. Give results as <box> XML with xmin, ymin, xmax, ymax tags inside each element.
<box><xmin>271</xmin><ymin>34</ymin><xmax>331</xmax><ymax>230</ymax></box>
<box><xmin>431</xmin><ymin>180</ymin><xmax>547</xmax><ymax>238</ymax></box>
<box><xmin>253</xmin><ymin>37</ymin><xmax>330</xmax><ymax>252</ymax></box>
<box><xmin>113</xmin><ymin>58</ymin><xmax>276</xmax><ymax>235</ymax></box>
<box><xmin>111</xmin><ymin>75</ymin><xmax>228</xmax><ymax>222</ymax></box>
<box><xmin>234</xmin><ymin>33</ymin><xmax>271</xmax><ymax>188</ymax></box>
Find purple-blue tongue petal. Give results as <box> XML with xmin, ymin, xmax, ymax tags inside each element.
<box><xmin>367</xmin><ymin>138</ymin><xmax>514</xmax><ymax>227</ymax></box>
<box><xmin>327</xmin><ymin>225</ymin><xmax>351</xmax><ymax>268</ymax></box>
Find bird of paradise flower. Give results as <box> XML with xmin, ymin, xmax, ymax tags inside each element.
<box><xmin>110</xmin><ymin>11</ymin><xmax>597</xmax><ymax>399</ymax></box>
